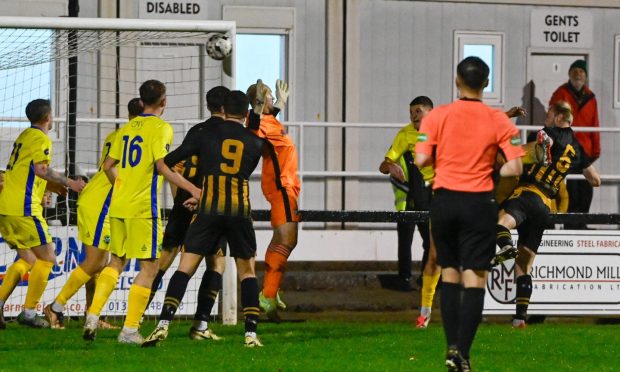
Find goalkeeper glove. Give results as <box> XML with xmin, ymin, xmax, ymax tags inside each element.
<box><xmin>253</xmin><ymin>79</ymin><xmax>268</xmax><ymax>116</ymax></box>
<box><xmin>535</xmin><ymin>130</ymin><xmax>553</xmax><ymax>166</ymax></box>
<box><xmin>274</xmin><ymin>79</ymin><xmax>289</xmax><ymax>111</ymax></box>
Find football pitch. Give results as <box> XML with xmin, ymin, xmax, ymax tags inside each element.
<box><xmin>1</xmin><ymin>315</ymin><xmax>619</xmax><ymax>371</ymax></box>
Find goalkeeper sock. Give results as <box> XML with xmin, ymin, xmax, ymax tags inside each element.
<box><xmin>194</xmin><ymin>270</ymin><xmax>222</xmax><ymax>322</ymax></box>
<box><xmin>457</xmin><ymin>287</ymin><xmax>486</xmax><ymax>360</ymax></box>
<box><xmin>160</xmin><ymin>271</ymin><xmax>191</xmax><ymax>322</ymax></box>
<box><xmin>440</xmin><ymin>282</ymin><xmax>462</xmax><ymax>347</ymax></box>
<box><xmin>88</xmin><ymin>267</ymin><xmax>120</xmax><ymax>317</ymax></box>
<box><xmin>55</xmin><ymin>265</ymin><xmax>91</xmax><ymax>311</ymax></box>
<box><xmin>496</xmin><ymin>224</ymin><xmax>514</xmax><ymax>248</ymax></box>
<box><xmin>421</xmin><ymin>271</ymin><xmax>441</xmax><ymax>309</ymax></box>
<box><xmin>124</xmin><ymin>284</ymin><xmax>151</xmax><ymax>329</ymax></box>
<box><xmin>241</xmin><ymin>277</ymin><xmax>259</xmax><ymax>334</ymax></box>
<box><xmin>263</xmin><ymin>243</ymin><xmax>290</xmax><ymax>298</ymax></box>
<box><xmin>0</xmin><ymin>259</ymin><xmax>31</xmax><ymax>302</ymax></box>
<box><xmin>515</xmin><ymin>275</ymin><xmax>532</xmax><ymax>320</ymax></box>
<box><xmin>24</xmin><ymin>260</ymin><xmax>53</xmax><ymax>309</ymax></box>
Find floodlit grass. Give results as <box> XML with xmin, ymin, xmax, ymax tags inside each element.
<box><xmin>1</xmin><ymin>317</ymin><xmax>619</xmax><ymax>371</ymax></box>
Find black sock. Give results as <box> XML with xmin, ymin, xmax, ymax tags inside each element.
<box><xmin>147</xmin><ymin>269</ymin><xmax>166</xmax><ymax>309</ymax></box>
<box><xmin>440</xmin><ymin>282</ymin><xmax>463</xmax><ymax>347</ymax></box>
<box><xmin>160</xmin><ymin>271</ymin><xmax>191</xmax><ymax>322</ymax></box>
<box><xmin>194</xmin><ymin>271</ymin><xmax>223</xmax><ymax>322</ymax></box>
<box><xmin>241</xmin><ymin>277</ymin><xmax>259</xmax><ymax>334</ymax></box>
<box><xmin>515</xmin><ymin>275</ymin><xmax>532</xmax><ymax>320</ymax></box>
<box><xmin>496</xmin><ymin>224</ymin><xmax>514</xmax><ymax>248</ymax></box>
<box><xmin>457</xmin><ymin>287</ymin><xmax>486</xmax><ymax>360</ymax></box>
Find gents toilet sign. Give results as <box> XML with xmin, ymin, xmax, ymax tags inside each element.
<box><xmin>139</xmin><ymin>0</ymin><xmax>207</xmax><ymax>19</ymax></box>
<box><xmin>531</xmin><ymin>9</ymin><xmax>592</xmax><ymax>48</ymax></box>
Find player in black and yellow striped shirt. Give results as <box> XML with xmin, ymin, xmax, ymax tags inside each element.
<box><xmin>142</xmin><ymin>90</ymin><xmax>267</xmax><ymax>348</ymax></box>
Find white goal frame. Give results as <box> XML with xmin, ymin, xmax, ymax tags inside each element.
<box><xmin>0</xmin><ymin>16</ymin><xmax>239</xmax><ymax>325</ymax></box>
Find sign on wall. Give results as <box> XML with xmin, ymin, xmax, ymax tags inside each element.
<box><xmin>139</xmin><ymin>0</ymin><xmax>208</xmax><ymax>19</ymax></box>
<box><xmin>531</xmin><ymin>9</ymin><xmax>592</xmax><ymax>48</ymax></box>
<box><xmin>485</xmin><ymin>230</ymin><xmax>620</xmax><ymax>315</ymax></box>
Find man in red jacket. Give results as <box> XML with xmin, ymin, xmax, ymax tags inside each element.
<box><xmin>549</xmin><ymin>59</ymin><xmax>600</xmax><ymax>229</ymax></box>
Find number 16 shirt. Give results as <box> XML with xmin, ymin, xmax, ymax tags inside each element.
<box><xmin>108</xmin><ymin>114</ymin><xmax>173</xmax><ymax>219</ymax></box>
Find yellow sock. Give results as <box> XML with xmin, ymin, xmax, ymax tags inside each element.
<box><xmin>124</xmin><ymin>284</ymin><xmax>151</xmax><ymax>329</ymax></box>
<box><xmin>56</xmin><ymin>266</ymin><xmax>91</xmax><ymax>306</ymax></box>
<box><xmin>88</xmin><ymin>267</ymin><xmax>120</xmax><ymax>317</ymax></box>
<box><xmin>421</xmin><ymin>271</ymin><xmax>441</xmax><ymax>308</ymax></box>
<box><xmin>24</xmin><ymin>260</ymin><xmax>54</xmax><ymax>309</ymax></box>
<box><xmin>0</xmin><ymin>259</ymin><xmax>32</xmax><ymax>301</ymax></box>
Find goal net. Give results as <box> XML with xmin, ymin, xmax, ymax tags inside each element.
<box><xmin>0</xmin><ymin>16</ymin><xmax>237</xmax><ymax>323</ymax></box>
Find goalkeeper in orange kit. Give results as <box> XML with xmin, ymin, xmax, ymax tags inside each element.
<box><xmin>247</xmin><ymin>79</ymin><xmax>300</xmax><ymax>321</ymax></box>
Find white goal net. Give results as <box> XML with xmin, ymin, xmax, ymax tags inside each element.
<box><xmin>0</xmin><ymin>16</ymin><xmax>237</xmax><ymax>323</ymax></box>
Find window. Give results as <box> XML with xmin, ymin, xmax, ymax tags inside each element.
<box><xmin>235</xmin><ymin>34</ymin><xmax>286</xmax><ymax>99</ymax></box>
<box><xmin>454</xmin><ymin>31</ymin><xmax>504</xmax><ymax>106</ymax></box>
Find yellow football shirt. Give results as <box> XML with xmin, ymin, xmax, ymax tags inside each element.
<box><xmin>77</xmin><ymin>130</ymin><xmax>117</xmax><ymax>210</ymax></box>
<box><xmin>0</xmin><ymin>127</ymin><xmax>52</xmax><ymax>216</ymax></box>
<box><xmin>385</xmin><ymin>123</ymin><xmax>435</xmax><ymax>182</ymax></box>
<box><xmin>108</xmin><ymin>115</ymin><xmax>173</xmax><ymax>219</ymax></box>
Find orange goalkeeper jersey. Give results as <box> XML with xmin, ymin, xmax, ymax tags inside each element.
<box><xmin>251</xmin><ymin>113</ymin><xmax>301</xmax><ymax>198</ymax></box>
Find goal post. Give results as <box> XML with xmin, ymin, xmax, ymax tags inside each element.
<box><xmin>0</xmin><ymin>16</ymin><xmax>238</xmax><ymax>325</ymax></box>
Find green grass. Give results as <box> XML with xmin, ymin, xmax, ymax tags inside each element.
<box><xmin>1</xmin><ymin>317</ymin><xmax>619</xmax><ymax>371</ymax></box>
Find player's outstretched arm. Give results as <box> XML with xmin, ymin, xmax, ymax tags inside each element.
<box><xmin>583</xmin><ymin>165</ymin><xmax>601</xmax><ymax>187</ymax></box>
<box><xmin>34</xmin><ymin>162</ymin><xmax>85</xmax><ymax>192</ymax></box>
<box><xmin>158</xmin><ymin>157</ymin><xmax>201</xmax><ymax>200</ymax></box>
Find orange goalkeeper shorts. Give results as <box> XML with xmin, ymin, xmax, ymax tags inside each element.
<box><xmin>267</xmin><ymin>188</ymin><xmax>300</xmax><ymax>228</ymax></box>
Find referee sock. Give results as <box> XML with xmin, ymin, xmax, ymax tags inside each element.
<box><xmin>496</xmin><ymin>224</ymin><xmax>514</xmax><ymax>248</ymax></box>
<box><xmin>160</xmin><ymin>271</ymin><xmax>191</xmax><ymax>322</ymax></box>
<box><xmin>0</xmin><ymin>259</ymin><xmax>31</xmax><ymax>302</ymax></box>
<box><xmin>55</xmin><ymin>265</ymin><xmax>91</xmax><ymax>310</ymax></box>
<box><xmin>440</xmin><ymin>282</ymin><xmax>462</xmax><ymax>347</ymax></box>
<box><xmin>124</xmin><ymin>284</ymin><xmax>151</xmax><ymax>329</ymax></box>
<box><xmin>88</xmin><ymin>267</ymin><xmax>120</xmax><ymax>317</ymax></box>
<box><xmin>241</xmin><ymin>277</ymin><xmax>260</xmax><ymax>334</ymax></box>
<box><xmin>457</xmin><ymin>287</ymin><xmax>486</xmax><ymax>360</ymax></box>
<box><xmin>24</xmin><ymin>260</ymin><xmax>54</xmax><ymax>310</ymax></box>
<box><xmin>146</xmin><ymin>269</ymin><xmax>166</xmax><ymax>309</ymax></box>
<box><xmin>515</xmin><ymin>275</ymin><xmax>532</xmax><ymax>320</ymax></box>
<box><xmin>194</xmin><ymin>270</ymin><xmax>222</xmax><ymax>322</ymax></box>
<box><xmin>263</xmin><ymin>243</ymin><xmax>291</xmax><ymax>298</ymax></box>
<box><xmin>421</xmin><ymin>271</ymin><xmax>441</xmax><ymax>309</ymax></box>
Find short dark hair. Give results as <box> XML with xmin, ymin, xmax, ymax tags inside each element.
<box><xmin>206</xmin><ymin>86</ymin><xmax>230</xmax><ymax>112</ymax></box>
<box><xmin>127</xmin><ymin>98</ymin><xmax>144</xmax><ymax>117</ymax></box>
<box><xmin>139</xmin><ymin>79</ymin><xmax>166</xmax><ymax>106</ymax></box>
<box><xmin>224</xmin><ymin>90</ymin><xmax>249</xmax><ymax>117</ymax></box>
<box><xmin>457</xmin><ymin>56</ymin><xmax>489</xmax><ymax>90</ymax></box>
<box><xmin>25</xmin><ymin>99</ymin><xmax>51</xmax><ymax>124</ymax></box>
<box><xmin>409</xmin><ymin>96</ymin><xmax>434</xmax><ymax>108</ymax></box>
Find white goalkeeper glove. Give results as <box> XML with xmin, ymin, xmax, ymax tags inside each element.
<box><xmin>274</xmin><ymin>79</ymin><xmax>289</xmax><ymax>111</ymax></box>
<box><xmin>253</xmin><ymin>79</ymin><xmax>268</xmax><ymax>116</ymax></box>
<box><xmin>535</xmin><ymin>130</ymin><xmax>553</xmax><ymax>166</ymax></box>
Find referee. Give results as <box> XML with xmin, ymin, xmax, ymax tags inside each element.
<box><xmin>415</xmin><ymin>56</ymin><xmax>524</xmax><ymax>371</ymax></box>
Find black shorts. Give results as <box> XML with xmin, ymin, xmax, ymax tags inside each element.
<box><xmin>184</xmin><ymin>214</ymin><xmax>256</xmax><ymax>259</ymax></box>
<box><xmin>430</xmin><ymin>189</ymin><xmax>497</xmax><ymax>271</ymax></box>
<box><xmin>162</xmin><ymin>204</ymin><xmax>194</xmax><ymax>250</ymax></box>
<box><xmin>502</xmin><ymin>190</ymin><xmax>550</xmax><ymax>253</ymax></box>
<box><xmin>163</xmin><ymin>204</ymin><xmax>227</xmax><ymax>252</ymax></box>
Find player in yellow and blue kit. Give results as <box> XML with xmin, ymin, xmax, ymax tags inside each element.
<box><xmin>0</xmin><ymin>99</ymin><xmax>85</xmax><ymax>328</ymax></box>
<box><xmin>82</xmin><ymin>80</ymin><xmax>201</xmax><ymax>344</ymax></box>
<box><xmin>44</xmin><ymin>98</ymin><xmax>144</xmax><ymax>329</ymax></box>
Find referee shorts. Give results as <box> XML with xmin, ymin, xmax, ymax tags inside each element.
<box><xmin>430</xmin><ymin>189</ymin><xmax>497</xmax><ymax>271</ymax></box>
<box><xmin>0</xmin><ymin>214</ymin><xmax>52</xmax><ymax>249</ymax></box>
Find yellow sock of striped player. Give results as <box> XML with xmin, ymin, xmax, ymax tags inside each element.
<box><xmin>24</xmin><ymin>260</ymin><xmax>53</xmax><ymax>309</ymax></box>
<box><xmin>421</xmin><ymin>271</ymin><xmax>441</xmax><ymax>308</ymax></box>
<box><xmin>88</xmin><ymin>267</ymin><xmax>120</xmax><ymax>316</ymax></box>
<box><xmin>0</xmin><ymin>259</ymin><xmax>31</xmax><ymax>301</ymax></box>
<box><xmin>124</xmin><ymin>284</ymin><xmax>151</xmax><ymax>329</ymax></box>
<box><xmin>56</xmin><ymin>265</ymin><xmax>91</xmax><ymax>306</ymax></box>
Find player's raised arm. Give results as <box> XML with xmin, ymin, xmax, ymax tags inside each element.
<box><xmin>161</xmin><ymin>143</ymin><xmax>201</xmax><ymax>200</ymax></box>
<box><xmin>102</xmin><ymin>155</ymin><xmax>118</xmax><ymax>185</ymax></box>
